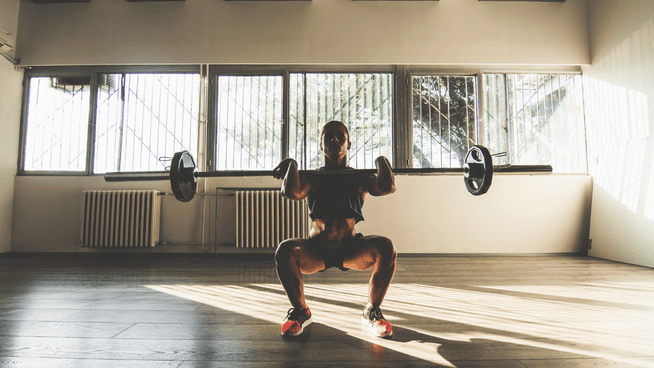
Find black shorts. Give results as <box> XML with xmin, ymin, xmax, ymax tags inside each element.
<box><xmin>317</xmin><ymin>233</ymin><xmax>364</xmax><ymax>272</ymax></box>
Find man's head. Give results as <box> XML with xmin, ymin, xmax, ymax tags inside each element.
<box><xmin>320</xmin><ymin>120</ymin><xmax>351</xmax><ymax>162</ymax></box>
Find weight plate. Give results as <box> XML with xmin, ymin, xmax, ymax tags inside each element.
<box><xmin>170</xmin><ymin>151</ymin><xmax>197</xmax><ymax>202</ymax></box>
<box><xmin>464</xmin><ymin>145</ymin><xmax>493</xmax><ymax>196</ymax></box>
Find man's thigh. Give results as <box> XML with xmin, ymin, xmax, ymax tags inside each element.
<box><xmin>341</xmin><ymin>235</ymin><xmax>389</xmax><ymax>271</ymax></box>
<box><xmin>284</xmin><ymin>238</ymin><xmax>326</xmax><ymax>274</ymax></box>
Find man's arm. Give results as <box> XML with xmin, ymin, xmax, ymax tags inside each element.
<box><xmin>272</xmin><ymin>158</ymin><xmax>311</xmax><ymax>200</ymax></box>
<box><xmin>364</xmin><ymin>156</ymin><xmax>396</xmax><ymax>196</ymax></box>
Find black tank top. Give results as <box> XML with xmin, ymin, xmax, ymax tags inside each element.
<box><xmin>308</xmin><ymin>168</ymin><xmax>364</xmax><ymax>223</ymax></box>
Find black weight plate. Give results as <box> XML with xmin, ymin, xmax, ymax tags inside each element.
<box><xmin>170</xmin><ymin>151</ymin><xmax>197</xmax><ymax>202</ymax></box>
<box><xmin>464</xmin><ymin>145</ymin><xmax>493</xmax><ymax>196</ymax></box>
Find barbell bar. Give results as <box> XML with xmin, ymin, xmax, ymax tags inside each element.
<box><xmin>104</xmin><ymin>145</ymin><xmax>553</xmax><ymax>202</ymax></box>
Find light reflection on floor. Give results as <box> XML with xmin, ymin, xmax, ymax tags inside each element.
<box><xmin>146</xmin><ymin>282</ymin><xmax>654</xmax><ymax>367</ymax></box>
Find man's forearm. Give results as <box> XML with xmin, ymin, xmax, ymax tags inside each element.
<box><xmin>282</xmin><ymin>160</ymin><xmax>304</xmax><ymax>200</ymax></box>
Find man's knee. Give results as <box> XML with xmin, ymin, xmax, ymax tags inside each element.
<box><xmin>275</xmin><ymin>239</ymin><xmax>299</xmax><ymax>266</ymax></box>
<box><xmin>375</xmin><ymin>237</ymin><xmax>396</xmax><ymax>266</ymax></box>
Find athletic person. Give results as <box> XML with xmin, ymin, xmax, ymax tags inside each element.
<box><xmin>272</xmin><ymin>120</ymin><xmax>396</xmax><ymax>338</ymax></box>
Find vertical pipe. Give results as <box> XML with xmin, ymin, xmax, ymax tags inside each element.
<box><xmin>235</xmin><ymin>191</ymin><xmax>241</xmax><ymax>248</ymax></box>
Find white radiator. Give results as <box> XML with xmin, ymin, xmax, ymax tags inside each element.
<box><xmin>235</xmin><ymin>190</ymin><xmax>310</xmax><ymax>248</ymax></box>
<box><xmin>80</xmin><ymin>190</ymin><xmax>161</xmax><ymax>248</ymax></box>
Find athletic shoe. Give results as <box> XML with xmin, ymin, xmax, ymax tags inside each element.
<box><xmin>362</xmin><ymin>305</ymin><xmax>393</xmax><ymax>338</ymax></box>
<box><xmin>281</xmin><ymin>307</ymin><xmax>312</xmax><ymax>337</ymax></box>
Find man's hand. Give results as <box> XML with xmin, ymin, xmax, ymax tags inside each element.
<box><xmin>273</xmin><ymin>158</ymin><xmax>310</xmax><ymax>200</ymax></box>
<box><xmin>272</xmin><ymin>158</ymin><xmax>298</xmax><ymax>180</ymax></box>
<box><xmin>375</xmin><ymin>156</ymin><xmax>393</xmax><ymax>173</ymax></box>
<box><xmin>366</xmin><ymin>156</ymin><xmax>395</xmax><ymax>196</ymax></box>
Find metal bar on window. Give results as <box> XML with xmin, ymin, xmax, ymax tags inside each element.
<box><xmin>426</xmin><ymin>78</ymin><xmax>430</xmax><ymax>167</ymax></box>
<box><xmin>256</xmin><ymin>77</ymin><xmax>262</xmax><ymax>169</ymax></box>
<box><xmin>304</xmin><ymin>74</ymin><xmax>311</xmax><ymax>169</ymax></box>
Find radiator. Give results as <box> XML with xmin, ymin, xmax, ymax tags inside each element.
<box><xmin>80</xmin><ymin>190</ymin><xmax>161</xmax><ymax>248</ymax></box>
<box><xmin>235</xmin><ymin>190</ymin><xmax>310</xmax><ymax>248</ymax></box>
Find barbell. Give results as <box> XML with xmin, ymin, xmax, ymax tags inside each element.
<box><xmin>104</xmin><ymin>145</ymin><xmax>553</xmax><ymax>202</ymax></box>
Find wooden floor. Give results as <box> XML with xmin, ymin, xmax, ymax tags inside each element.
<box><xmin>0</xmin><ymin>254</ymin><xmax>653</xmax><ymax>368</ymax></box>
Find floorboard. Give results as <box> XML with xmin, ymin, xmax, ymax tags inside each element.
<box><xmin>1</xmin><ymin>254</ymin><xmax>653</xmax><ymax>367</ymax></box>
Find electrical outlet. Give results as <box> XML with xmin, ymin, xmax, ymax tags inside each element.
<box><xmin>588</xmin><ymin>239</ymin><xmax>592</xmax><ymax>250</ymax></box>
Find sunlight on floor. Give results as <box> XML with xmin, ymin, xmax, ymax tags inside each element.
<box><xmin>146</xmin><ymin>282</ymin><xmax>654</xmax><ymax>367</ymax></box>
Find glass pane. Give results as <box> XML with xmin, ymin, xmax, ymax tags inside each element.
<box><xmin>483</xmin><ymin>74</ymin><xmax>587</xmax><ymax>173</ymax></box>
<box><xmin>289</xmin><ymin>73</ymin><xmax>393</xmax><ymax>170</ymax></box>
<box><xmin>216</xmin><ymin>75</ymin><xmax>283</xmax><ymax>170</ymax></box>
<box><xmin>94</xmin><ymin>73</ymin><xmax>200</xmax><ymax>173</ymax></box>
<box><xmin>412</xmin><ymin>75</ymin><xmax>477</xmax><ymax>168</ymax></box>
<box><xmin>23</xmin><ymin>76</ymin><xmax>90</xmax><ymax>171</ymax></box>
<box><xmin>482</xmin><ymin>74</ymin><xmax>508</xmax><ymax>165</ymax></box>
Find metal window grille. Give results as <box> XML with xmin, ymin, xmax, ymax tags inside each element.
<box><xmin>289</xmin><ymin>73</ymin><xmax>394</xmax><ymax>170</ymax></box>
<box><xmin>482</xmin><ymin>74</ymin><xmax>587</xmax><ymax>173</ymax></box>
<box><xmin>412</xmin><ymin>75</ymin><xmax>478</xmax><ymax>168</ymax></box>
<box><xmin>94</xmin><ymin>73</ymin><xmax>200</xmax><ymax>173</ymax></box>
<box><xmin>23</xmin><ymin>77</ymin><xmax>91</xmax><ymax>171</ymax></box>
<box><xmin>216</xmin><ymin>75</ymin><xmax>283</xmax><ymax>171</ymax></box>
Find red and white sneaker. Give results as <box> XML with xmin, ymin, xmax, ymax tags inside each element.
<box><xmin>281</xmin><ymin>307</ymin><xmax>312</xmax><ymax>337</ymax></box>
<box><xmin>362</xmin><ymin>305</ymin><xmax>393</xmax><ymax>338</ymax></box>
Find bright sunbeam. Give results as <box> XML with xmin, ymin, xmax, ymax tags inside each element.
<box><xmin>584</xmin><ymin>17</ymin><xmax>653</xmax><ymax>223</ymax></box>
<box><xmin>145</xmin><ymin>282</ymin><xmax>654</xmax><ymax>367</ymax></box>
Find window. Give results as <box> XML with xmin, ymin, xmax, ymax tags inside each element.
<box><xmin>21</xmin><ymin>69</ymin><xmax>200</xmax><ymax>174</ymax></box>
<box><xmin>412</xmin><ymin>75</ymin><xmax>477</xmax><ymax>168</ymax></box>
<box><xmin>290</xmin><ymin>73</ymin><xmax>393</xmax><ymax>170</ymax></box>
<box><xmin>214</xmin><ymin>71</ymin><xmax>393</xmax><ymax>171</ymax></box>
<box><xmin>215</xmin><ymin>75</ymin><xmax>283</xmax><ymax>171</ymax></box>
<box><xmin>20</xmin><ymin>66</ymin><xmax>587</xmax><ymax>176</ymax></box>
<box><xmin>95</xmin><ymin>73</ymin><xmax>200</xmax><ymax>173</ymax></box>
<box><xmin>23</xmin><ymin>76</ymin><xmax>91</xmax><ymax>171</ymax></box>
<box><xmin>482</xmin><ymin>73</ymin><xmax>587</xmax><ymax>173</ymax></box>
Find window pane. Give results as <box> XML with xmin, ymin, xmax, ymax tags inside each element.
<box><xmin>216</xmin><ymin>75</ymin><xmax>283</xmax><ymax>170</ymax></box>
<box><xmin>23</xmin><ymin>77</ymin><xmax>90</xmax><ymax>171</ymax></box>
<box><xmin>482</xmin><ymin>74</ymin><xmax>508</xmax><ymax>166</ymax></box>
<box><xmin>94</xmin><ymin>73</ymin><xmax>200</xmax><ymax>173</ymax></box>
<box><xmin>412</xmin><ymin>75</ymin><xmax>477</xmax><ymax>168</ymax></box>
<box><xmin>483</xmin><ymin>74</ymin><xmax>587</xmax><ymax>173</ymax></box>
<box><xmin>290</xmin><ymin>73</ymin><xmax>393</xmax><ymax>170</ymax></box>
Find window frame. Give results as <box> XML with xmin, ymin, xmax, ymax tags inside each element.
<box><xmin>479</xmin><ymin>69</ymin><xmax>587</xmax><ymax>172</ymax></box>
<box><xmin>408</xmin><ymin>71</ymin><xmax>480</xmax><ymax>169</ymax></box>
<box><xmin>19</xmin><ymin>69</ymin><xmax>96</xmax><ymax>176</ymax></box>
<box><xmin>19</xmin><ymin>65</ymin><xmax>201</xmax><ymax>176</ymax></box>
<box><xmin>206</xmin><ymin>65</ymin><xmax>397</xmax><ymax>172</ymax></box>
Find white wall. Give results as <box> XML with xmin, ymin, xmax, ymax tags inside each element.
<box><xmin>9</xmin><ymin>0</ymin><xmax>594</xmax><ymax>254</ymax></box>
<box><xmin>359</xmin><ymin>175</ymin><xmax>591</xmax><ymax>254</ymax></box>
<box><xmin>0</xmin><ymin>0</ymin><xmax>22</xmax><ymax>254</ymax></box>
<box><xmin>583</xmin><ymin>0</ymin><xmax>654</xmax><ymax>268</ymax></box>
<box><xmin>15</xmin><ymin>0</ymin><xmax>589</xmax><ymax>66</ymax></box>
<box><xmin>11</xmin><ymin>175</ymin><xmax>592</xmax><ymax>254</ymax></box>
